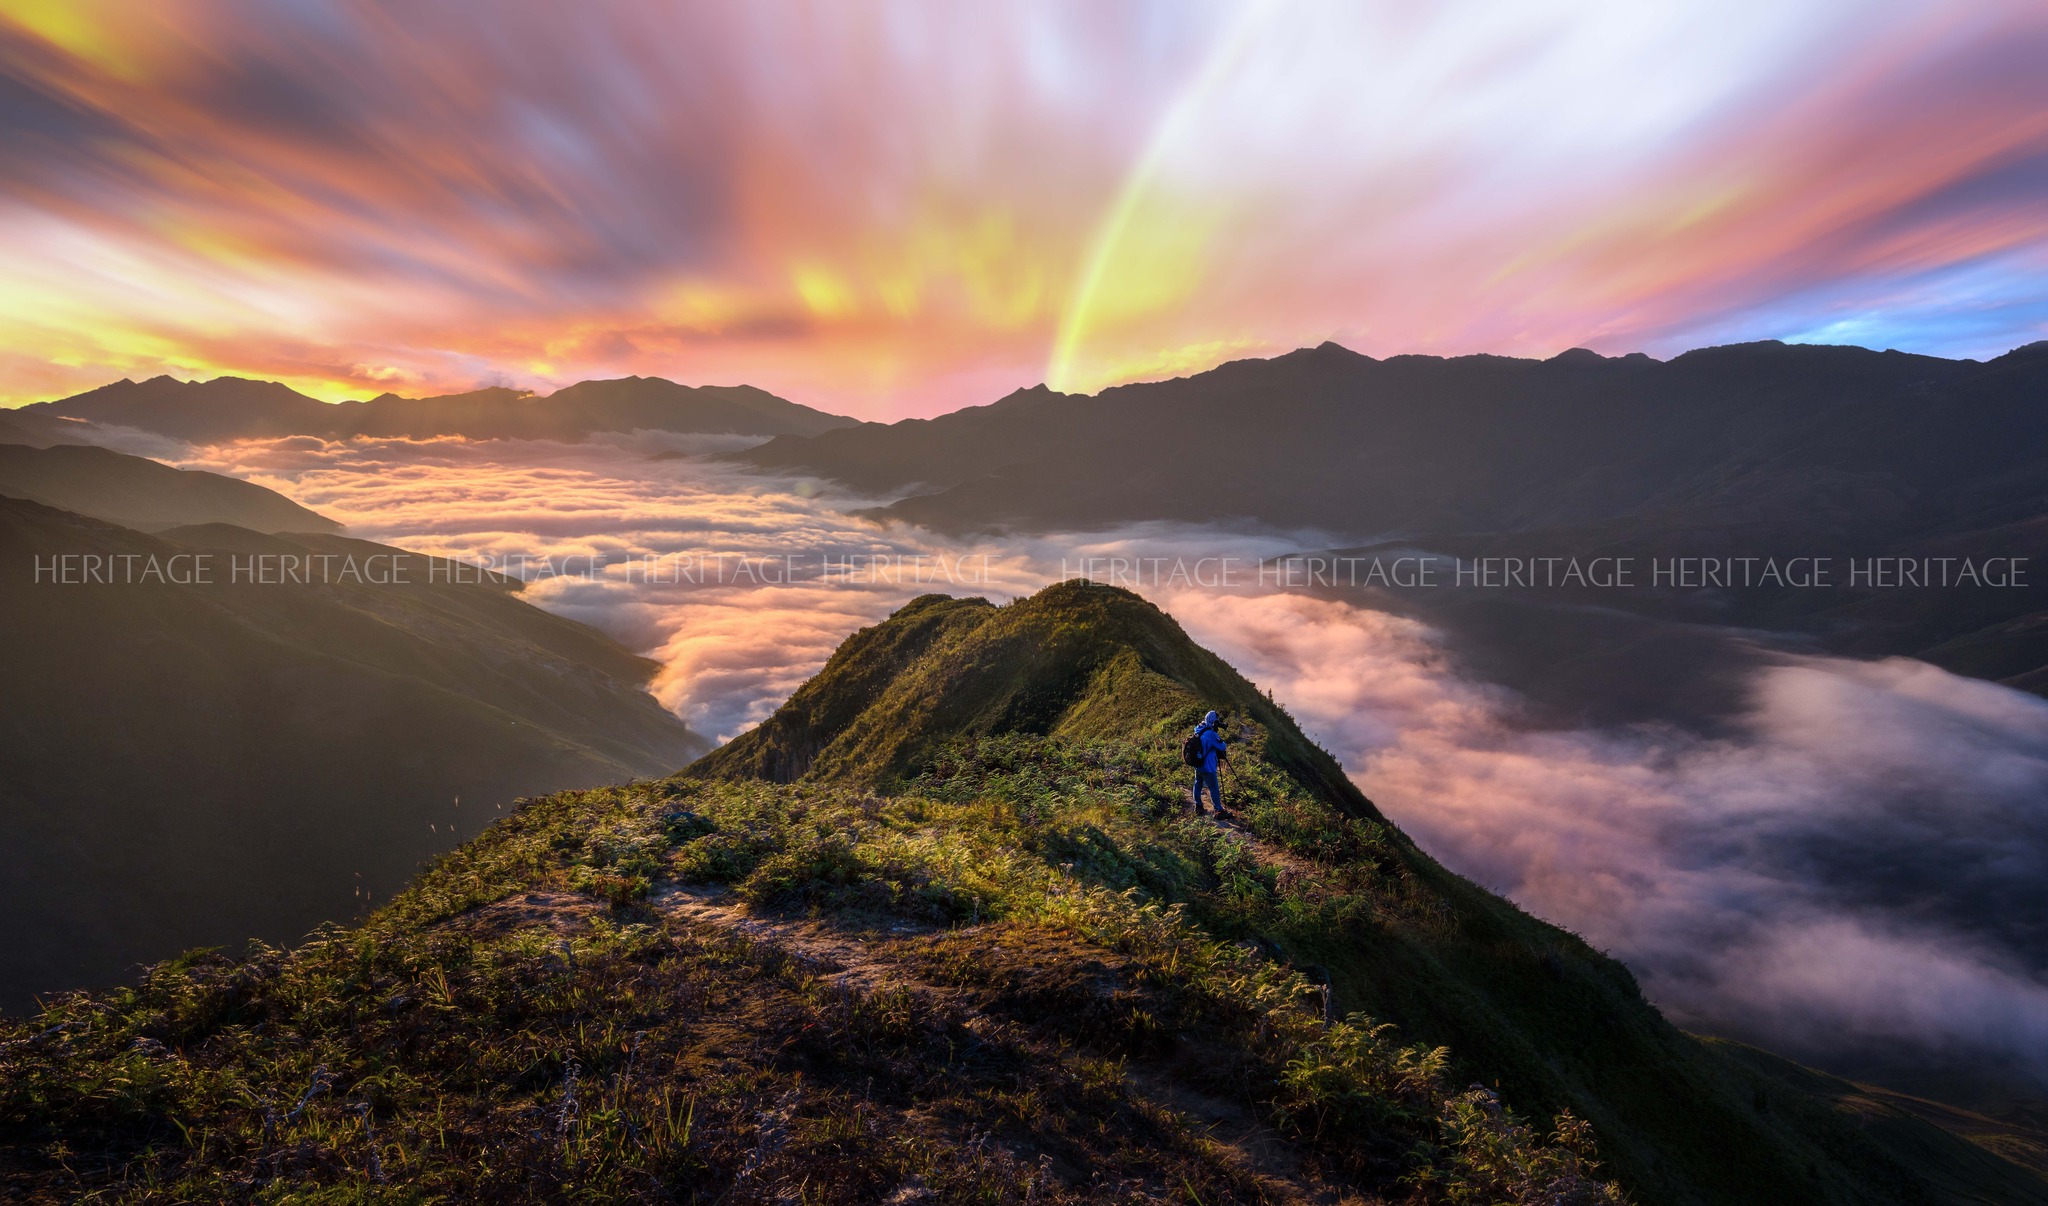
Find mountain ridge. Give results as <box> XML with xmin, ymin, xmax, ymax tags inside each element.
<box><xmin>4</xmin><ymin>579</ymin><xmax>2039</xmax><ymax>1202</ymax></box>
<box><xmin>2</xmin><ymin>580</ymin><xmax>2043</xmax><ymax>1201</ymax></box>
<box><xmin>684</xmin><ymin>580</ymin><xmax>2048</xmax><ymax>1204</ymax></box>
<box><xmin>17</xmin><ymin>373</ymin><xmax>862</xmax><ymax>444</ymax></box>
<box><xmin>737</xmin><ymin>338</ymin><xmax>2033</xmax><ymax>540</ymax></box>
<box><xmin>735</xmin><ymin>338</ymin><xmax>2048</xmax><ymax>691</ymax></box>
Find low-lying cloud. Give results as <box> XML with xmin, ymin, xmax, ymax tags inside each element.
<box><xmin>170</xmin><ymin>432</ymin><xmax>2048</xmax><ymax>1089</ymax></box>
<box><xmin>177</xmin><ymin>431</ymin><xmax>1323</xmax><ymax>739</ymax></box>
<box><xmin>1174</xmin><ymin>593</ymin><xmax>2048</xmax><ymax>1086</ymax></box>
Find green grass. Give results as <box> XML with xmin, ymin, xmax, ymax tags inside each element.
<box><xmin>3</xmin><ymin>580</ymin><xmax>2038</xmax><ymax>1204</ymax></box>
<box><xmin>0</xmin><ymin>742</ymin><xmax>1625</xmax><ymax>1203</ymax></box>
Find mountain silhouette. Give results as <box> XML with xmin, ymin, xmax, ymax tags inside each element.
<box><xmin>738</xmin><ymin>339</ymin><xmax>2048</xmax><ymax>689</ymax></box>
<box><xmin>19</xmin><ymin>373</ymin><xmax>861</xmax><ymax>443</ymax></box>
<box><xmin>743</xmin><ymin>340</ymin><xmax>2048</xmax><ymax>544</ymax></box>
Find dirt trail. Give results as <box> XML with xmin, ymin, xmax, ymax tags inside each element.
<box><xmin>650</xmin><ymin>883</ymin><xmax>941</xmax><ymax>995</ymax></box>
<box><xmin>644</xmin><ymin>884</ymin><xmax>1356</xmax><ymax>1204</ymax></box>
<box><xmin>1184</xmin><ymin>796</ymin><xmax>1330</xmax><ymax>891</ymax></box>
<box><xmin>461</xmin><ymin>865</ymin><xmax>1360</xmax><ymax>1203</ymax></box>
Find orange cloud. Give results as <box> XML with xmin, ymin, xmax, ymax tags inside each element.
<box><xmin>0</xmin><ymin>2</ymin><xmax>2043</xmax><ymax>417</ymax></box>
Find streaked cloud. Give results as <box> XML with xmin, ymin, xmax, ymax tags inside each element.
<box><xmin>1</xmin><ymin>1</ymin><xmax>2044</xmax><ymax>415</ymax></box>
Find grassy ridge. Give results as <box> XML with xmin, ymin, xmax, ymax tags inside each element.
<box><xmin>692</xmin><ymin>580</ymin><xmax>2048</xmax><ymax>1204</ymax></box>
<box><xmin>2</xmin><ymin>581</ymin><xmax>2040</xmax><ymax>1203</ymax></box>
<box><xmin>686</xmin><ymin>584</ymin><xmax>1362</xmax><ymax>807</ymax></box>
<box><xmin>0</xmin><ymin>743</ymin><xmax>1621</xmax><ymax>1202</ymax></box>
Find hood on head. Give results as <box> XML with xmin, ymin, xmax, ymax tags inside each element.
<box><xmin>1202</xmin><ymin>710</ymin><xmax>1220</xmax><ymax>727</ymax></box>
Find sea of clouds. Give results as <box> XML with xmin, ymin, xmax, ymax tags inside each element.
<box><xmin>1172</xmin><ymin>593</ymin><xmax>2048</xmax><ymax>1086</ymax></box>
<box><xmin>174</xmin><ymin>432</ymin><xmax>2048</xmax><ymax>1089</ymax></box>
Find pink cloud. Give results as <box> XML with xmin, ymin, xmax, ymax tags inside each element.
<box><xmin>1</xmin><ymin>2</ymin><xmax>2044</xmax><ymax>413</ymax></box>
<box><xmin>1175</xmin><ymin>591</ymin><xmax>2048</xmax><ymax>1078</ymax></box>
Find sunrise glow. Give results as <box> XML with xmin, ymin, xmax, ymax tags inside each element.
<box><xmin>1</xmin><ymin>0</ymin><xmax>2045</xmax><ymax>417</ymax></box>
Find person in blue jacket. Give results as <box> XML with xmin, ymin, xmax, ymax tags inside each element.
<box><xmin>1192</xmin><ymin>709</ymin><xmax>1229</xmax><ymax>815</ymax></box>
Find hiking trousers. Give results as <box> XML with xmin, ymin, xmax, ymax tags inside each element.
<box><xmin>1193</xmin><ymin>769</ymin><xmax>1222</xmax><ymax>812</ymax></box>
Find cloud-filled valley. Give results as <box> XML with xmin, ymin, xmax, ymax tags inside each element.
<box><xmin>180</xmin><ymin>431</ymin><xmax>1321</xmax><ymax>740</ymax></box>
<box><xmin>178</xmin><ymin>431</ymin><xmax>2048</xmax><ymax>1094</ymax></box>
<box><xmin>8</xmin><ymin>5</ymin><xmax>2048</xmax><ymax>1194</ymax></box>
<box><xmin>1176</xmin><ymin>593</ymin><xmax>2048</xmax><ymax>1091</ymax></box>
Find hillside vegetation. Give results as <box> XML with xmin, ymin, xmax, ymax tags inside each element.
<box><xmin>0</xmin><ymin>441</ymin><xmax>340</xmax><ymax>533</ymax></box>
<box><xmin>3</xmin><ymin>582</ymin><xmax>2041</xmax><ymax>1203</ymax></box>
<box><xmin>0</xmin><ymin>497</ymin><xmax>708</xmax><ymax>1009</ymax></box>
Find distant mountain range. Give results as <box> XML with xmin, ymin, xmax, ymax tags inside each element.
<box><xmin>739</xmin><ymin>339</ymin><xmax>2048</xmax><ymax>693</ymax></box>
<box><xmin>15</xmin><ymin>373</ymin><xmax>862</xmax><ymax>444</ymax></box>
<box><xmin>0</xmin><ymin>446</ymin><xmax>708</xmax><ymax>1007</ymax></box>
<box><xmin>742</xmin><ymin>338</ymin><xmax>2048</xmax><ymax>542</ymax></box>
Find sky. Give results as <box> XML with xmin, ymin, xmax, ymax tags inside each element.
<box><xmin>2</xmin><ymin>0</ymin><xmax>2047</xmax><ymax>419</ymax></box>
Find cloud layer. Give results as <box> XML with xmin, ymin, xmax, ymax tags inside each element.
<box><xmin>1175</xmin><ymin>593</ymin><xmax>2048</xmax><ymax>1083</ymax></box>
<box><xmin>3</xmin><ymin>1</ymin><xmax>2046</xmax><ymax>413</ymax></box>
<box><xmin>180</xmin><ymin>430</ymin><xmax>1319</xmax><ymax>738</ymax></box>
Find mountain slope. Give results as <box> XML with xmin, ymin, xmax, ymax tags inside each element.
<box><xmin>0</xmin><ymin>412</ymin><xmax>47</xmax><ymax>446</ymax></box>
<box><xmin>4</xmin><ymin>581</ymin><xmax>2038</xmax><ymax>1203</ymax></box>
<box><xmin>0</xmin><ymin>441</ymin><xmax>340</xmax><ymax>532</ymax></box>
<box><xmin>738</xmin><ymin>339</ymin><xmax>2048</xmax><ymax>689</ymax></box>
<box><xmin>0</xmin><ymin>498</ymin><xmax>708</xmax><ymax>1009</ymax></box>
<box><xmin>21</xmin><ymin>373</ymin><xmax>860</xmax><ymax>443</ymax></box>
<box><xmin>738</xmin><ymin>340</ymin><xmax>2047</xmax><ymax>545</ymax></box>
<box><xmin>693</xmin><ymin>581</ymin><xmax>2048</xmax><ymax>1205</ymax></box>
<box><xmin>685</xmin><ymin>586</ymin><xmax>1360</xmax><ymax>808</ymax></box>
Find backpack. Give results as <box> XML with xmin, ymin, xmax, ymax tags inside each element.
<box><xmin>1181</xmin><ymin>731</ymin><xmax>1206</xmax><ymax>768</ymax></box>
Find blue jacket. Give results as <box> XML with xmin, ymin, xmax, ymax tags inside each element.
<box><xmin>1195</xmin><ymin>721</ymin><xmax>1227</xmax><ymax>772</ymax></box>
